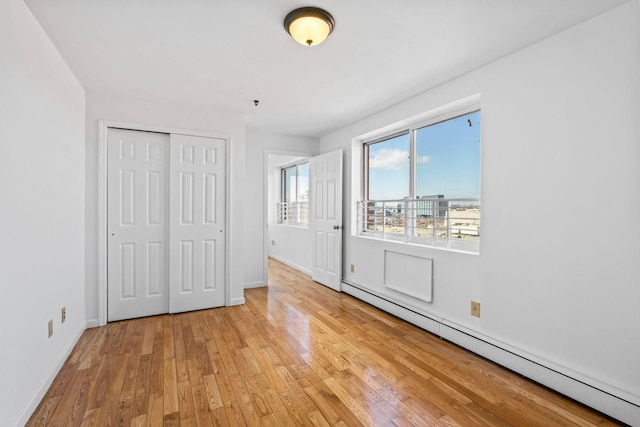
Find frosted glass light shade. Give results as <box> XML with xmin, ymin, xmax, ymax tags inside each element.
<box><xmin>284</xmin><ymin>7</ymin><xmax>335</xmax><ymax>47</ymax></box>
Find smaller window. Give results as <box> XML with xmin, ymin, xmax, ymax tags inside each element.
<box><xmin>278</xmin><ymin>162</ymin><xmax>309</xmax><ymax>226</ymax></box>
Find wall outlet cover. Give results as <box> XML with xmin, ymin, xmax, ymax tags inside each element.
<box><xmin>471</xmin><ymin>301</ymin><xmax>481</xmax><ymax>318</ymax></box>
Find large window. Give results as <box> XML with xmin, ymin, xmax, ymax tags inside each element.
<box><xmin>360</xmin><ymin>109</ymin><xmax>481</xmax><ymax>252</ymax></box>
<box><xmin>278</xmin><ymin>162</ymin><xmax>309</xmax><ymax>226</ymax></box>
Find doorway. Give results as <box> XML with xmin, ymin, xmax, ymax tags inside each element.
<box><xmin>264</xmin><ymin>150</ymin><xmax>343</xmax><ymax>291</ymax></box>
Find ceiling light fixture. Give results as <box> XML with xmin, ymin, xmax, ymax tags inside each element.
<box><xmin>284</xmin><ymin>7</ymin><xmax>335</xmax><ymax>47</ymax></box>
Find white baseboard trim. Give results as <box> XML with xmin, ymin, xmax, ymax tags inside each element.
<box><xmin>244</xmin><ymin>280</ymin><xmax>267</xmax><ymax>289</ymax></box>
<box><xmin>16</xmin><ymin>322</ymin><xmax>87</xmax><ymax>427</ymax></box>
<box><xmin>229</xmin><ymin>297</ymin><xmax>245</xmax><ymax>306</ymax></box>
<box><xmin>269</xmin><ymin>255</ymin><xmax>312</xmax><ymax>276</ymax></box>
<box><xmin>85</xmin><ymin>318</ymin><xmax>100</xmax><ymax>328</ymax></box>
<box><xmin>342</xmin><ymin>280</ymin><xmax>640</xmax><ymax>426</ymax></box>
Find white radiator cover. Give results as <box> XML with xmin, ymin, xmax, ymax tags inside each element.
<box><xmin>383</xmin><ymin>250</ymin><xmax>433</xmax><ymax>303</ymax></box>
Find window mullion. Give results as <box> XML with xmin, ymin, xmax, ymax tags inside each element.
<box><xmin>364</xmin><ymin>144</ymin><xmax>369</xmax><ymax>201</ymax></box>
<box><xmin>409</xmin><ymin>129</ymin><xmax>416</xmax><ymax>199</ymax></box>
<box><xmin>281</xmin><ymin>168</ymin><xmax>286</xmax><ymax>202</ymax></box>
<box><xmin>294</xmin><ymin>165</ymin><xmax>299</xmax><ymax>203</ymax></box>
<box><xmin>408</xmin><ymin>129</ymin><xmax>417</xmax><ymax>239</ymax></box>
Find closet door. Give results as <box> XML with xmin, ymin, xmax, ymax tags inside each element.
<box><xmin>107</xmin><ymin>128</ymin><xmax>170</xmax><ymax>321</ymax></box>
<box><xmin>169</xmin><ymin>134</ymin><xmax>226</xmax><ymax>313</ymax></box>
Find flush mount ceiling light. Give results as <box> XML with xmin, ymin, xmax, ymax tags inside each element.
<box><xmin>284</xmin><ymin>7</ymin><xmax>335</xmax><ymax>46</ymax></box>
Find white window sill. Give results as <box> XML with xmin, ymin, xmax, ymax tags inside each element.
<box><xmin>353</xmin><ymin>233</ymin><xmax>480</xmax><ymax>256</ymax></box>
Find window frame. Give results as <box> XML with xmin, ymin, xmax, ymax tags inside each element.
<box><xmin>364</xmin><ymin>109</ymin><xmax>480</xmax><ymax>202</ymax></box>
<box><xmin>360</xmin><ymin>102</ymin><xmax>481</xmax><ymax>253</ymax></box>
<box><xmin>363</xmin><ymin>130</ymin><xmax>410</xmax><ymax>201</ymax></box>
<box><xmin>281</xmin><ymin>165</ymin><xmax>296</xmax><ymax>204</ymax></box>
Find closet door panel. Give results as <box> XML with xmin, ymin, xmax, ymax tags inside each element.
<box><xmin>169</xmin><ymin>134</ymin><xmax>226</xmax><ymax>313</ymax></box>
<box><xmin>107</xmin><ymin>128</ymin><xmax>170</xmax><ymax>321</ymax></box>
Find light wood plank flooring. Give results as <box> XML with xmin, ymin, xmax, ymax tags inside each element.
<box><xmin>27</xmin><ymin>258</ymin><xmax>623</xmax><ymax>426</ymax></box>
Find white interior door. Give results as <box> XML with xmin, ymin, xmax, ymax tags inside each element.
<box><xmin>169</xmin><ymin>134</ymin><xmax>226</xmax><ymax>313</ymax></box>
<box><xmin>107</xmin><ymin>128</ymin><xmax>170</xmax><ymax>321</ymax></box>
<box><xmin>310</xmin><ymin>150</ymin><xmax>343</xmax><ymax>291</ymax></box>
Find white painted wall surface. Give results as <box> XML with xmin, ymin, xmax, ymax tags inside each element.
<box><xmin>321</xmin><ymin>1</ymin><xmax>640</xmax><ymax>420</ymax></box>
<box><xmin>0</xmin><ymin>1</ymin><xmax>86</xmax><ymax>425</ymax></box>
<box><xmin>85</xmin><ymin>92</ymin><xmax>247</xmax><ymax>324</ymax></box>
<box><xmin>268</xmin><ymin>225</ymin><xmax>313</xmax><ymax>275</ymax></box>
<box><xmin>244</xmin><ymin>130</ymin><xmax>317</xmax><ymax>284</ymax></box>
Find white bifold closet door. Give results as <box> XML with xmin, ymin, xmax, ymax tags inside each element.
<box><xmin>169</xmin><ymin>133</ymin><xmax>226</xmax><ymax>313</ymax></box>
<box><xmin>107</xmin><ymin>128</ymin><xmax>225</xmax><ymax>322</ymax></box>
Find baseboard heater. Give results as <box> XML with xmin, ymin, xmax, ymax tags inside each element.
<box><xmin>342</xmin><ymin>280</ymin><xmax>640</xmax><ymax>426</ymax></box>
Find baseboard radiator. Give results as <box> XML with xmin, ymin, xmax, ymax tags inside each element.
<box><xmin>342</xmin><ymin>280</ymin><xmax>640</xmax><ymax>426</ymax></box>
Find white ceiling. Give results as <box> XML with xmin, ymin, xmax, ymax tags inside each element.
<box><xmin>25</xmin><ymin>0</ymin><xmax>628</xmax><ymax>138</ymax></box>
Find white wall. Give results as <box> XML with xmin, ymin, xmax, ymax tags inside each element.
<box><xmin>244</xmin><ymin>130</ymin><xmax>317</xmax><ymax>284</ymax></box>
<box><xmin>85</xmin><ymin>92</ymin><xmax>247</xmax><ymax>324</ymax></box>
<box><xmin>0</xmin><ymin>1</ymin><xmax>86</xmax><ymax>425</ymax></box>
<box><xmin>321</xmin><ymin>2</ymin><xmax>640</xmax><ymax>423</ymax></box>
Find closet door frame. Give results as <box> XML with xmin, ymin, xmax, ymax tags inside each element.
<box><xmin>97</xmin><ymin>120</ymin><xmax>231</xmax><ymax>326</ymax></box>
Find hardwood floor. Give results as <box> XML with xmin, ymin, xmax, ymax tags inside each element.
<box><xmin>27</xmin><ymin>258</ymin><xmax>622</xmax><ymax>426</ymax></box>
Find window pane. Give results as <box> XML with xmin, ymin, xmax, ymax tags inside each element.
<box><xmin>367</xmin><ymin>133</ymin><xmax>410</xmax><ymax>200</ymax></box>
<box><xmin>297</xmin><ymin>163</ymin><xmax>309</xmax><ymax>201</ymax></box>
<box><xmin>415</xmin><ymin>111</ymin><xmax>481</xmax><ymax>199</ymax></box>
<box><xmin>283</xmin><ymin>166</ymin><xmax>296</xmax><ymax>202</ymax></box>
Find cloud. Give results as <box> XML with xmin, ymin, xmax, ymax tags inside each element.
<box><xmin>369</xmin><ymin>149</ymin><xmax>431</xmax><ymax>169</ymax></box>
<box><xmin>370</xmin><ymin>149</ymin><xmax>409</xmax><ymax>170</ymax></box>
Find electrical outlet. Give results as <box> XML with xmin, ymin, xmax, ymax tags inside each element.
<box><xmin>350</xmin><ymin>264</ymin><xmax>354</xmax><ymax>273</ymax></box>
<box><xmin>61</xmin><ymin>307</ymin><xmax>66</xmax><ymax>323</ymax></box>
<box><xmin>471</xmin><ymin>301</ymin><xmax>481</xmax><ymax>318</ymax></box>
<box><xmin>271</xmin><ymin>240</ymin><xmax>275</xmax><ymax>246</ymax></box>
<box><xmin>48</xmin><ymin>320</ymin><xmax>53</xmax><ymax>338</ymax></box>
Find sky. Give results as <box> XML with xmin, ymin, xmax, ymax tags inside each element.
<box><xmin>368</xmin><ymin>110</ymin><xmax>481</xmax><ymax>200</ymax></box>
